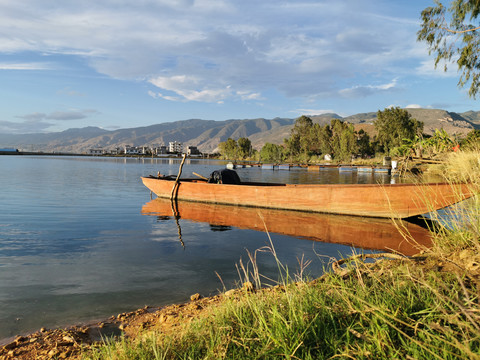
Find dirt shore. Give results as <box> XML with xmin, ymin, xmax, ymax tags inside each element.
<box><xmin>0</xmin><ymin>290</ymin><xmax>231</xmax><ymax>360</ymax></box>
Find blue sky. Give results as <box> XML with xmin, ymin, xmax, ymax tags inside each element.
<box><xmin>0</xmin><ymin>0</ymin><xmax>476</xmax><ymax>134</ymax></box>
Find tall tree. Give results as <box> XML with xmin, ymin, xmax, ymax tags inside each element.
<box><xmin>357</xmin><ymin>129</ymin><xmax>373</xmax><ymax>157</ymax></box>
<box><xmin>260</xmin><ymin>143</ymin><xmax>284</xmax><ymax>162</ymax></box>
<box><xmin>283</xmin><ymin>133</ymin><xmax>301</xmax><ymax>162</ymax></box>
<box><xmin>218</xmin><ymin>138</ymin><xmax>238</xmax><ymax>160</ymax></box>
<box><xmin>330</xmin><ymin>119</ymin><xmax>358</xmax><ymax>161</ymax></box>
<box><xmin>237</xmin><ymin>137</ymin><xmax>252</xmax><ymax>159</ymax></box>
<box><xmin>418</xmin><ymin>1</ymin><xmax>480</xmax><ymax>98</ymax></box>
<box><xmin>374</xmin><ymin>107</ymin><xmax>424</xmax><ymax>154</ymax></box>
<box><xmin>290</xmin><ymin>115</ymin><xmax>314</xmax><ymax>158</ymax></box>
<box><xmin>310</xmin><ymin>123</ymin><xmax>333</xmax><ymax>155</ymax></box>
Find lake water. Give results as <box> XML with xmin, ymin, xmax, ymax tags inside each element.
<box><xmin>0</xmin><ymin>155</ymin><xmax>421</xmax><ymax>340</ymax></box>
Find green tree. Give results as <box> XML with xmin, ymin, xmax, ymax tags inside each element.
<box><xmin>330</xmin><ymin>119</ymin><xmax>358</xmax><ymax>161</ymax></box>
<box><xmin>218</xmin><ymin>138</ymin><xmax>238</xmax><ymax>160</ymax></box>
<box><xmin>374</xmin><ymin>107</ymin><xmax>424</xmax><ymax>154</ymax></box>
<box><xmin>461</xmin><ymin>129</ymin><xmax>480</xmax><ymax>149</ymax></box>
<box><xmin>283</xmin><ymin>133</ymin><xmax>301</xmax><ymax>162</ymax></box>
<box><xmin>418</xmin><ymin>1</ymin><xmax>480</xmax><ymax>98</ymax></box>
<box><xmin>260</xmin><ymin>143</ymin><xmax>284</xmax><ymax>162</ymax></box>
<box><xmin>423</xmin><ymin>128</ymin><xmax>456</xmax><ymax>156</ymax></box>
<box><xmin>291</xmin><ymin>115</ymin><xmax>314</xmax><ymax>158</ymax></box>
<box><xmin>237</xmin><ymin>137</ymin><xmax>252</xmax><ymax>159</ymax></box>
<box><xmin>357</xmin><ymin>129</ymin><xmax>373</xmax><ymax>157</ymax></box>
<box><xmin>310</xmin><ymin>123</ymin><xmax>333</xmax><ymax>155</ymax></box>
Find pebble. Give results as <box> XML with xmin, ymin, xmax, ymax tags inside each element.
<box><xmin>190</xmin><ymin>293</ymin><xmax>202</xmax><ymax>301</ymax></box>
<box><xmin>63</xmin><ymin>335</ymin><xmax>75</xmax><ymax>343</ymax></box>
<box><xmin>224</xmin><ymin>289</ymin><xmax>236</xmax><ymax>297</ymax></box>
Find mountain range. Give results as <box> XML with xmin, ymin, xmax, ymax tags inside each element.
<box><xmin>1</xmin><ymin>108</ymin><xmax>479</xmax><ymax>154</ymax></box>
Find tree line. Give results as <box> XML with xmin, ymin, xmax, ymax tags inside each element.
<box><xmin>218</xmin><ymin>107</ymin><xmax>480</xmax><ymax>163</ymax></box>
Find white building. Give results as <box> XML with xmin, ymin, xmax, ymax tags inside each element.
<box><xmin>124</xmin><ymin>145</ymin><xmax>140</xmax><ymax>155</ymax></box>
<box><xmin>168</xmin><ymin>141</ymin><xmax>183</xmax><ymax>153</ymax></box>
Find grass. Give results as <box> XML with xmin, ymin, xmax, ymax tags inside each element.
<box><xmin>84</xmin><ymin>150</ymin><xmax>480</xmax><ymax>360</ymax></box>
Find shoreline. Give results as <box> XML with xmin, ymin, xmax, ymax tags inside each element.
<box><xmin>2</xmin><ymin>245</ymin><xmax>480</xmax><ymax>359</ymax></box>
<box><xmin>0</xmin><ymin>288</ymin><xmax>242</xmax><ymax>359</ymax></box>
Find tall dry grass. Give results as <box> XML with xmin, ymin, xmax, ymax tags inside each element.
<box><xmin>422</xmin><ymin>150</ymin><xmax>480</xmax><ymax>253</ymax></box>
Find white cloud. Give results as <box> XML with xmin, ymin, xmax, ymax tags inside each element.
<box><xmin>295</xmin><ymin>109</ymin><xmax>336</xmax><ymax>116</ymax></box>
<box><xmin>58</xmin><ymin>88</ymin><xmax>85</xmax><ymax>97</ymax></box>
<box><xmin>0</xmin><ymin>62</ymin><xmax>51</xmax><ymax>70</ymax></box>
<box><xmin>416</xmin><ymin>59</ymin><xmax>458</xmax><ymax>78</ymax></box>
<box><xmin>147</xmin><ymin>90</ymin><xmax>158</xmax><ymax>99</ymax></box>
<box><xmin>0</xmin><ymin>119</ymin><xmax>53</xmax><ymax>133</ymax></box>
<box><xmin>405</xmin><ymin>104</ymin><xmax>422</xmax><ymax>109</ymax></box>
<box><xmin>339</xmin><ymin>79</ymin><xmax>399</xmax><ymax>98</ymax></box>
<box><xmin>16</xmin><ymin>112</ymin><xmax>47</xmax><ymax>120</ymax></box>
<box><xmin>17</xmin><ymin>110</ymin><xmax>99</xmax><ymax>121</ymax></box>
<box><xmin>236</xmin><ymin>91</ymin><xmax>263</xmax><ymax>101</ymax></box>
<box><xmin>149</xmin><ymin>75</ymin><xmax>233</xmax><ymax>103</ymax></box>
<box><xmin>148</xmin><ymin>91</ymin><xmax>182</xmax><ymax>102</ymax></box>
<box><xmin>0</xmin><ymin>0</ymin><xmax>438</xmax><ymax>104</ymax></box>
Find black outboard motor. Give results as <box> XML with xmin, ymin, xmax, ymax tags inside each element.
<box><xmin>207</xmin><ymin>169</ymin><xmax>241</xmax><ymax>184</ymax></box>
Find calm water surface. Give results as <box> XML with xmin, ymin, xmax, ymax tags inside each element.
<box><xmin>0</xmin><ymin>155</ymin><xmax>404</xmax><ymax>340</ymax></box>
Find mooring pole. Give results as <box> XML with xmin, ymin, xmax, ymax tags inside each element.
<box><xmin>170</xmin><ymin>154</ymin><xmax>186</xmax><ymax>201</ymax></box>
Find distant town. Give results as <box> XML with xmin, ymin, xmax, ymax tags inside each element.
<box><xmin>88</xmin><ymin>141</ymin><xmax>202</xmax><ymax>157</ymax></box>
<box><xmin>0</xmin><ymin>141</ymin><xmax>203</xmax><ymax>157</ymax></box>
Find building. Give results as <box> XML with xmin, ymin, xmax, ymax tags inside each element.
<box><xmin>89</xmin><ymin>148</ymin><xmax>104</xmax><ymax>155</ymax></box>
<box><xmin>153</xmin><ymin>146</ymin><xmax>168</xmax><ymax>155</ymax></box>
<box><xmin>124</xmin><ymin>145</ymin><xmax>140</xmax><ymax>155</ymax></box>
<box><xmin>168</xmin><ymin>141</ymin><xmax>183</xmax><ymax>153</ymax></box>
<box><xmin>186</xmin><ymin>146</ymin><xmax>201</xmax><ymax>156</ymax></box>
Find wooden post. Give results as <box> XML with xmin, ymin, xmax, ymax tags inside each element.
<box><xmin>170</xmin><ymin>154</ymin><xmax>186</xmax><ymax>200</ymax></box>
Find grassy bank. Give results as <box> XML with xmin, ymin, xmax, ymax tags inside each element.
<box><xmin>84</xmin><ymin>151</ymin><xmax>480</xmax><ymax>360</ymax></box>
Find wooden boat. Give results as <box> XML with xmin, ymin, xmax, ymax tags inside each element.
<box><xmin>141</xmin><ymin>175</ymin><xmax>475</xmax><ymax>218</ymax></box>
<box><xmin>141</xmin><ymin>198</ymin><xmax>432</xmax><ymax>256</ymax></box>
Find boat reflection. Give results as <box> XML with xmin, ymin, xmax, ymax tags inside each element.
<box><xmin>141</xmin><ymin>198</ymin><xmax>432</xmax><ymax>256</ymax></box>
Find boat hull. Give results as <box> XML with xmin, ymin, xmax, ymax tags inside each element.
<box><xmin>141</xmin><ymin>177</ymin><xmax>475</xmax><ymax>218</ymax></box>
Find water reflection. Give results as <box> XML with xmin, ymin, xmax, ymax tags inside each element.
<box><xmin>142</xmin><ymin>198</ymin><xmax>432</xmax><ymax>256</ymax></box>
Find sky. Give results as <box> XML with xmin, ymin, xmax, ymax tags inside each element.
<box><xmin>0</xmin><ymin>0</ymin><xmax>477</xmax><ymax>134</ymax></box>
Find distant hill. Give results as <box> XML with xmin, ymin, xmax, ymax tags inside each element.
<box><xmin>0</xmin><ymin>108</ymin><xmax>478</xmax><ymax>154</ymax></box>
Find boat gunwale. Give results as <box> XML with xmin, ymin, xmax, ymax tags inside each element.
<box><xmin>141</xmin><ymin>176</ymin><xmax>457</xmax><ymax>188</ymax></box>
